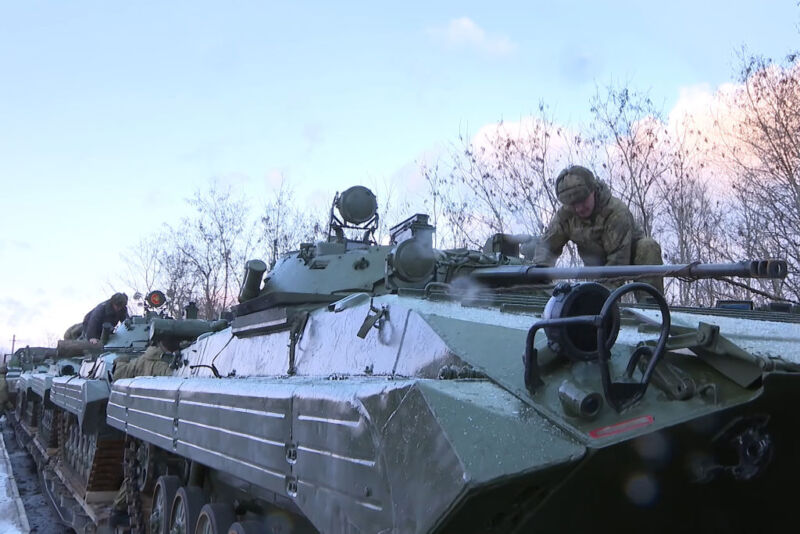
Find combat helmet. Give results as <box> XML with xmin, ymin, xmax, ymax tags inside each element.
<box><xmin>555</xmin><ymin>165</ymin><xmax>597</xmax><ymax>204</ymax></box>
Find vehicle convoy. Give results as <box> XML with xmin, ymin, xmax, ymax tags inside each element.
<box><xmin>5</xmin><ymin>346</ymin><xmax>57</xmax><ymax>409</ymax></box>
<box><xmin>8</xmin><ymin>185</ymin><xmax>800</xmax><ymax>534</ymax></box>
<box><xmin>10</xmin><ymin>292</ymin><xmax>226</xmax><ymax>532</ymax></box>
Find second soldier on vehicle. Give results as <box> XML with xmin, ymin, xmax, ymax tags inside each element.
<box><xmin>64</xmin><ymin>292</ymin><xmax>130</xmax><ymax>344</ymax></box>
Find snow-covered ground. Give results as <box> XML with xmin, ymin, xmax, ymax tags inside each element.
<box><xmin>0</xmin><ymin>415</ymin><xmax>30</xmax><ymax>534</ymax></box>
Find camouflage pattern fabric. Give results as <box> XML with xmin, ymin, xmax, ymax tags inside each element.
<box><xmin>127</xmin><ymin>345</ymin><xmax>171</xmax><ymax>377</ymax></box>
<box><xmin>555</xmin><ymin>166</ymin><xmax>595</xmax><ymax>204</ymax></box>
<box><xmin>632</xmin><ymin>237</ymin><xmax>665</xmax><ymax>294</ymax></box>
<box><xmin>534</xmin><ymin>181</ymin><xmax>648</xmax><ymax>267</ymax></box>
<box><xmin>113</xmin><ymin>345</ymin><xmax>171</xmax><ymax>380</ymax></box>
<box><xmin>63</xmin><ymin>322</ymin><xmax>83</xmax><ymax>340</ymax></box>
<box><xmin>533</xmin><ymin>181</ymin><xmax>664</xmax><ymax>298</ymax></box>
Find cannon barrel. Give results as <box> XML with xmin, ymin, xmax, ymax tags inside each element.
<box><xmin>56</xmin><ymin>340</ymin><xmax>105</xmax><ymax>359</ymax></box>
<box><xmin>470</xmin><ymin>260</ymin><xmax>788</xmax><ymax>285</ymax></box>
<box><xmin>149</xmin><ymin>318</ymin><xmax>228</xmax><ymax>342</ymax></box>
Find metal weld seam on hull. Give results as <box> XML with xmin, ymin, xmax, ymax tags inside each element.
<box><xmin>107</xmin><ymin>415</ymin><xmax>125</xmax><ymax>428</ymax></box>
<box><xmin>179</xmin><ymin>399</ymin><xmax>286</xmax><ymax>419</ymax></box>
<box><xmin>127</xmin><ymin>408</ymin><xmax>173</xmax><ymax>421</ymax></box>
<box><xmin>126</xmin><ymin>424</ymin><xmax>172</xmax><ymax>445</ymax></box>
<box><xmin>297</xmin><ymin>480</ymin><xmax>384</xmax><ymax>512</ymax></box>
<box><xmin>297</xmin><ymin>445</ymin><xmax>376</xmax><ymax>467</ymax></box>
<box><xmin>179</xmin><ymin>441</ymin><xmax>285</xmax><ymax>480</ymax></box>
<box><xmin>297</xmin><ymin>414</ymin><xmax>360</xmax><ymax>427</ymax></box>
<box><xmin>179</xmin><ymin>419</ymin><xmax>284</xmax><ymax>447</ymax></box>
<box><xmin>129</xmin><ymin>393</ymin><xmax>176</xmax><ymax>404</ymax></box>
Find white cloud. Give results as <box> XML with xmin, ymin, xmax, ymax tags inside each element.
<box><xmin>0</xmin><ymin>239</ymin><xmax>31</xmax><ymax>253</ymax></box>
<box><xmin>262</xmin><ymin>170</ymin><xmax>283</xmax><ymax>190</ymax></box>
<box><xmin>302</xmin><ymin>122</ymin><xmax>325</xmax><ymax>152</ymax></box>
<box><xmin>428</xmin><ymin>17</ymin><xmax>516</xmax><ymax>57</ymax></box>
<box><xmin>472</xmin><ymin>116</ymin><xmax>575</xmax><ymax>156</ymax></box>
<box><xmin>422</xmin><ymin>72</ymin><xmax>774</xmax><ymax>202</ymax></box>
<box><xmin>401</xmin><ymin>144</ymin><xmax>448</xmax><ymax>194</ymax></box>
<box><xmin>667</xmin><ymin>83</ymin><xmax>739</xmax><ymax>139</ymax></box>
<box><xmin>664</xmin><ymin>81</ymin><xmax>752</xmax><ymax>194</ymax></box>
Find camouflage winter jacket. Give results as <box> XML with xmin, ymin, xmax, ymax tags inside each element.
<box><xmin>113</xmin><ymin>345</ymin><xmax>171</xmax><ymax>380</ymax></box>
<box><xmin>532</xmin><ymin>181</ymin><xmax>644</xmax><ymax>267</ymax></box>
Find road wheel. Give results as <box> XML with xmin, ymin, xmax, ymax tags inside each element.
<box><xmin>169</xmin><ymin>486</ymin><xmax>206</xmax><ymax>534</ymax></box>
<box><xmin>135</xmin><ymin>442</ymin><xmax>158</xmax><ymax>494</ymax></box>
<box><xmin>195</xmin><ymin>503</ymin><xmax>235</xmax><ymax>534</ymax></box>
<box><xmin>149</xmin><ymin>475</ymin><xmax>180</xmax><ymax>534</ymax></box>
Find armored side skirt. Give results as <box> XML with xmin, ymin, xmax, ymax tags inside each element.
<box><xmin>51</xmin><ymin>376</ymin><xmax>112</xmax><ymax>433</ymax></box>
<box><xmin>108</xmin><ymin>376</ymin><xmax>585</xmax><ymax>534</ymax></box>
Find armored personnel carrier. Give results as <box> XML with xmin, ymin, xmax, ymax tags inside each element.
<box><xmin>96</xmin><ymin>186</ymin><xmax>799</xmax><ymax>534</ymax></box>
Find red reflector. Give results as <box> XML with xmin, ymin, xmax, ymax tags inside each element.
<box><xmin>589</xmin><ymin>415</ymin><xmax>654</xmax><ymax>439</ymax></box>
<box><xmin>146</xmin><ymin>291</ymin><xmax>166</xmax><ymax>307</ymax></box>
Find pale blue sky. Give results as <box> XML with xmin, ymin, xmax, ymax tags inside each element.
<box><xmin>1</xmin><ymin>1</ymin><xmax>798</xmax><ymax>351</ymax></box>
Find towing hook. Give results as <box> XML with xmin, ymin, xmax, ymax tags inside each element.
<box><xmin>690</xmin><ymin>415</ymin><xmax>774</xmax><ymax>483</ymax></box>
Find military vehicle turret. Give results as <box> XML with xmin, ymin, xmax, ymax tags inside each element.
<box><xmin>89</xmin><ymin>186</ymin><xmax>799</xmax><ymax>534</ymax></box>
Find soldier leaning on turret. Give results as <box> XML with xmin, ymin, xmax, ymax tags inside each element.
<box><xmin>64</xmin><ymin>292</ymin><xmax>129</xmax><ymax>344</ymax></box>
<box><xmin>532</xmin><ymin>165</ymin><xmax>665</xmax><ymax>295</ymax></box>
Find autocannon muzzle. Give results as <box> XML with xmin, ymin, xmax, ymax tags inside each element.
<box><xmin>748</xmin><ymin>260</ymin><xmax>788</xmax><ymax>279</ymax></box>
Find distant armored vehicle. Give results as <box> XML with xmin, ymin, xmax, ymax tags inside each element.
<box><xmin>11</xmin><ymin>291</ymin><xmax>224</xmax><ymax>532</ymax></box>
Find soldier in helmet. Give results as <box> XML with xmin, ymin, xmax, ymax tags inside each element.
<box><xmin>532</xmin><ymin>165</ymin><xmax>664</xmax><ymax>295</ymax></box>
<box><xmin>64</xmin><ymin>292</ymin><xmax>130</xmax><ymax>344</ymax></box>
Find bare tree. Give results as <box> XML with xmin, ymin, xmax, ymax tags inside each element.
<box><xmin>420</xmin><ymin>160</ymin><xmax>478</xmax><ymax>249</ymax></box>
<box><xmin>119</xmin><ymin>233</ymin><xmax>200</xmax><ymax>318</ymax></box>
<box><xmin>165</xmin><ymin>184</ymin><xmax>253</xmax><ymax>318</ymax></box>
<box><xmin>714</xmin><ymin>53</ymin><xmax>800</xmax><ymax>300</ymax></box>
<box><xmin>120</xmin><ymin>235</ymin><xmax>162</xmax><ymax>297</ymax></box>
<box><xmin>658</xmin><ymin>118</ymin><xmax>732</xmax><ymax>305</ymax></box>
<box><xmin>590</xmin><ymin>85</ymin><xmax>673</xmax><ymax>237</ymax></box>
<box><xmin>157</xmin><ymin>244</ymin><xmax>202</xmax><ymax>319</ymax></box>
<box><xmin>420</xmin><ymin>105</ymin><xmax>576</xmax><ymax>252</ymax></box>
<box><xmin>119</xmin><ymin>180</ymin><xmax>331</xmax><ymax>319</ymax></box>
<box><xmin>367</xmin><ymin>176</ymin><xmax>413</xmax><ymax>244</ymax></box>
<box><xmin>260</xmin><ymin>179</ymin><xmax>325</xmax><ymax>268</ymax></box>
